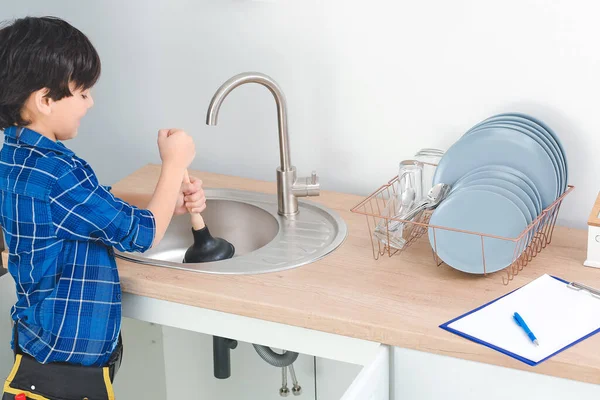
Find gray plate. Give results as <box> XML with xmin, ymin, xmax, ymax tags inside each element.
<box><xmin>467</xmin><ymin>115</ymin><xmax>566</xmax><ymax>194</ymax></box>
<box><xmin>428</xmin><ymin>189</ymin><xmax>528</xmax><ymax>274</ymax></box>
<box><xmin>433</xmin><ymin>127</ymin><xmax>558</xmax><ymax>208</ymax></box>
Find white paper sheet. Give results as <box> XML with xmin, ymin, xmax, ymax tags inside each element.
<box><xmin>448</xmin><ymin>274</ymin><xmax>600</xmax><ymax>363</ymax></box>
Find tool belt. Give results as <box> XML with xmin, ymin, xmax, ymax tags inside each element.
<box><xmin>2</xmin><ymin>321</ymin><xmax>123</xmax><ymax>400</ymax></box>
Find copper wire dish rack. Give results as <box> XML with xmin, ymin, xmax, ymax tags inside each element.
<box><xmin>351</xmin><ymin>175</ymin><xmax>574</xmax><ymax>285</ymax></box>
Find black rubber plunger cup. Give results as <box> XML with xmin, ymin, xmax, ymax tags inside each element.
<box><xmin>183</xmin><ymin>226</ymin><xmax>235</xmax><ymax>263</ymax></box>
<box><xmin>180</xmin><ymin>170</ymin><xmax>235</xmax><ymax>263</ymax></box>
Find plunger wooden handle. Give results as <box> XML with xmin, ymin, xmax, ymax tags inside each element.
<box><xmin>183</xmin><ymin>170</ymin><xmax>205</xmax><ymax>230</ymax></box>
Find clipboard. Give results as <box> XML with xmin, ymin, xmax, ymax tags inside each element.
<box><xmin>440</xmin><ymin>274</ymin><xmax>600</xmax><ymax>366</ymax></box>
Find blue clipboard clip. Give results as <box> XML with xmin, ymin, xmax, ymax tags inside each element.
<box><xmin>567</xmin><ymin>281</ymin><xmax>600</xmax><ymax>299</ymax></box>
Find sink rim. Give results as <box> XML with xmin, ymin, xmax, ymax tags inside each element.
<box><xmin>115</xmin><ymin>188</ymin><xmax>348</xmax><ymax>275</ymax></box>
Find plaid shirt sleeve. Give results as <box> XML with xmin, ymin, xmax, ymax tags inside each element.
<box><xmin>49</xmin><ymin>167</ymin><xmax>155</xmax><ymax>252</ymax></box>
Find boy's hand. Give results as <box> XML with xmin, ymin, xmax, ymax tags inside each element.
<box><xmin>157</xmin><ymin>129</ymin><xmax>196</xmax><ymax>170</ymax></box>
<box><xmin>174</xmin><ymin>175</ymin><xmax>206</xmax><ymax>216</ymax></box>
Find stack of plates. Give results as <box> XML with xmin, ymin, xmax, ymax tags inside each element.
<box><xmin>429</xmin><ymin>113</ymin><xmax>568</xmax><ymax>274</ymax></box>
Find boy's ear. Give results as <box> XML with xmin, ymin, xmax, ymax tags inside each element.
<box><xmin>33</xmin><ymin>88</ymin><xmax>53</xmax><ymax>116</ymax></box>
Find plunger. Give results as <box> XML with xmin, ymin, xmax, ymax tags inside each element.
<box><xmin>181</xmin><ymin>170</ymin><xmax>235</xmax><ymax>263</ymax></box>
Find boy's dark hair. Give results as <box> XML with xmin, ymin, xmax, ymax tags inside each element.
<box><xmin>0</xmin><ymin>16</ymin><xmax>101</xmax><ymax>130</ymax></box>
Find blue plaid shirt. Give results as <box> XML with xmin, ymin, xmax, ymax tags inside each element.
<box><xmin>0</xmin><ymin>126</ymin><xmax>155</xmax><ymax>366</ymax></box>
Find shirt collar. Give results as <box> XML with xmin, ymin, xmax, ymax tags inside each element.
<box><xmin>4</xmin><ymin>126</ymin><xmax>74</xmax><ymax>157</ymax></box>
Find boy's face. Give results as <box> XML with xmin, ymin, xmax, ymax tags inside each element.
<box><xmin>24</xmin><ymin>82</ymin><xmax>95</xmax><ymax>142</ymax></box>
<box><xmin>48</xmin><ymin>84</ymin><xmax>94</xmax><ymax>141</ymax></box>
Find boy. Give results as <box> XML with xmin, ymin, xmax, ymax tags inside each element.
<box><xmin>0</xmin><ymin>16</ymin><xmax>206</xmax><ymax>399</ymax></box>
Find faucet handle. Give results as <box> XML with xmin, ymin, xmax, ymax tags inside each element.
<box><xmin>292</xmin><ymin>170</ymin><xmax>320</xmax><ymax>198</ymax></box>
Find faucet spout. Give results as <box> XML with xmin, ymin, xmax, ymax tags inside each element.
<box><xmin>206</xmin><ymin>72</ymin><xmax>292</xmax><ymax>172</ymax></box>
<box><xmin>206</xmin><ymin>72</ymin><xmax>320</xmax><ymax>216</ymax></box>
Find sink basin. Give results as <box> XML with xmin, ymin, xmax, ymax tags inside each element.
<box><xmin>115</xmin><ymin>188</ymin><xmax>347</xmax><ymax>274</ymax></box>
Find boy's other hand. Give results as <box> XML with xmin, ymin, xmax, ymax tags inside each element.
<box><xmin>174</xmin><ymin>175</ymin><xmax>206</xmax><ymax>216</ymax></box>
<box><xmin>157</xmin><ymin>129</ymin><xmax>196</xmax><ymax>170</ymax></box>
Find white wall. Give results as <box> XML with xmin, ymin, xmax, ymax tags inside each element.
<box><xmin>1</xmin><ymin>0</ymin><xmax>598</xmax><ymax>228</ymax></box>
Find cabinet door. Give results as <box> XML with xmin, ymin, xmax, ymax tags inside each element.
<box><xmin>339</xmin><ymin>344</ymin><xmax>389</xmax><ymax>400</ymax></box>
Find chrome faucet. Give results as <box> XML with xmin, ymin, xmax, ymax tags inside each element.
<box><xmin>206</xmin><ymin>72</ymin><xmax>320</xmax><ymax>216</ymax></box>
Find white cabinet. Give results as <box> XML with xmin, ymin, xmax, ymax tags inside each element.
<box><xmin>160</xmin><ymin>326</ymin><xmax>317</xmax><ymax>400</ymax></box>
<box><xmin>154</xmin><ymin>327</ymin><xmax>389</xmax><ymax>400</ymax></box>
<box><xmin>120</xmin><ymin>291</ymin><xmax>387</xmax><ymax>399</ymax></box>
<box><xmin>315</xmin><ymin>345</ymin><xmax>389</xmax><ymax>400</ymax></box>
<box><xmin>392</xmin><ymin>347</ymin><xmax>600</xmax><ymax>400</ymax></box>
<box><xmin>315</xmin><ymin>356</ymin><xmax>362</xmax><ymax>400</ymax></box>
<box><xmin>339</xmin><ymin>345</ymin><xmax>389</xmax><ymax>400</ymax></box>
<box><xmin>119</xmin><ymin>324</ymin><xmax>390</xmax><ymax>400</ymax></box>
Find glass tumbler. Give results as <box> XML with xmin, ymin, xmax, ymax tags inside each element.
<box><xmin>372</xmin><ymin>149</ymin><xmax>444</xmax><ymax>250</ymax></box>
<box><xmin>373</xmin><ymin>160</ymin><xmax>422</xmax><ymax>250</ymax></box>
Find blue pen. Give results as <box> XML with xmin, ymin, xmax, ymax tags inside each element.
<box><xmin>513</xmin><ymin>312</ymin><xmax>539</xmax><ymax>346</ymax></box>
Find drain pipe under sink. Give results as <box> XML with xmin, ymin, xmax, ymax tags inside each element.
<box><xmin>252</xmin><ymin>344</ymin><xmax>299</xmax><ymax>367</ymax></box>
<box><xmin>253</xmin><ymin>344</ymin><xmax>302</xmax><ymax>396</ymax></box>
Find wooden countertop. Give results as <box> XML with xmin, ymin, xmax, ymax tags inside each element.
<box><xmin>12</xmin><ymin>164</ymin><xmax>600</xmax><ymax>384</ymax></box>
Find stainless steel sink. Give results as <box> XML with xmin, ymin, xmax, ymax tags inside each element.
<box><xmin>116</xmin><ymin>72</ymin><xmax>348</xmax><ymax>274</ymax></box>
<box><xmin>115</xmin><ymin>188</ymin><xmax>347</xmax><ymax>274</ymax></box>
